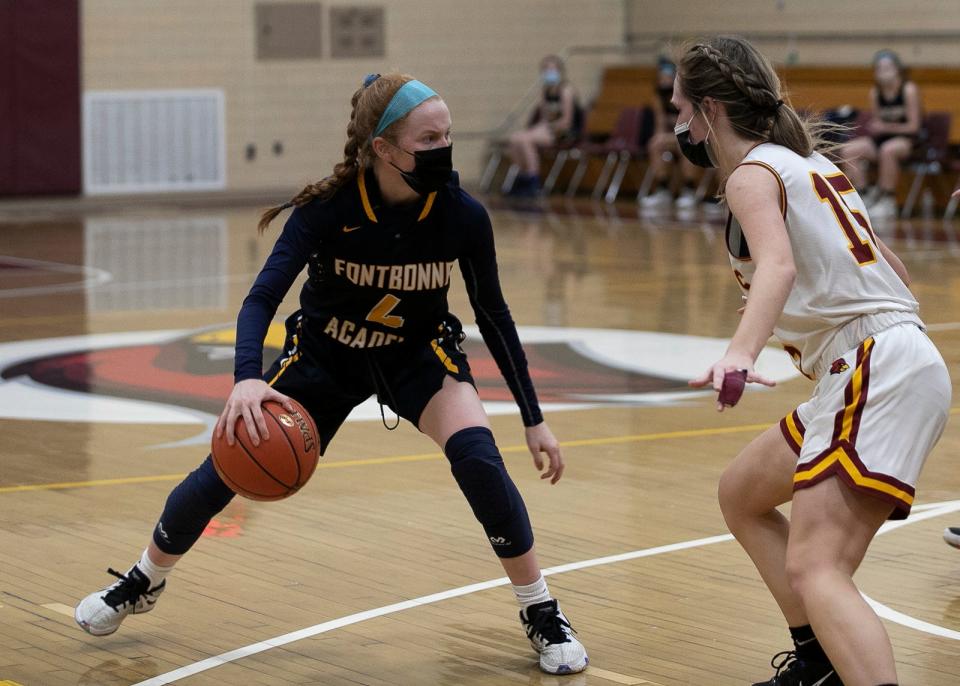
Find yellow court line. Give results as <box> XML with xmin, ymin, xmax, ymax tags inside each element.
<box><xmin>3</xmin><ymin>408</ymin><xmax>958</xmax><ymax>495</ymax></box>
<box><xmin>0</xmin><ymin>473</ymin><xmax>192</xmax><ymax>494</ymax></box>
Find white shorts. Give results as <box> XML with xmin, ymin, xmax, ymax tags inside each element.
<box><xmin>779</xmin><ymin>323</ymin><xmax>951</xmax><ymax>519</ymax></box>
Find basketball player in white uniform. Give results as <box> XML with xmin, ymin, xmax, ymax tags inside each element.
<box><xmin>948</xmin><ymin>188</ymin><xmax>960</xmax><ymax>551</ymax></box>
<box><xmin>676</xmin><ymin>37</ymin><xmax>950</xmax><ymax>686</ymax></box>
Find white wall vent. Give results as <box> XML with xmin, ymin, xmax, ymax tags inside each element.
<box><xmin>83</xmin><ymin>89</ymin><xmax>226</xmax><ymax>194</ymax></box>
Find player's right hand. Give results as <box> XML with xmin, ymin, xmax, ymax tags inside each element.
<box><xmin>689</xmin><ymin>355</ymin><xmax>775</xmax><ymax>412</ymax></box>
<box><xmin>216</xmin><ymin>379</ymin><xmax>295</xmax><ymax>447</ymax></box>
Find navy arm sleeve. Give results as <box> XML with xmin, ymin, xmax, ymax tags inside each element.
<box><xmin>234</xmin><ymin>209</ymin><xmax>313</xmax><ymax>382</ymax></box>
<box><xmin>458</xmin><ymin>200</ymin><xmax>543</xmax><ymax>427</ymax></box>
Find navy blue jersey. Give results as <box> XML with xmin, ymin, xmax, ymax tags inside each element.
<box><xmin>234</xmin><ymin>169</ymin><xmax>543</xmax><ymax>426</ymax></box>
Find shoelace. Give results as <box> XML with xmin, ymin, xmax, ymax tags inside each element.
<box><xmin>766</xmin><ymin>649</ymin><xmax>805</xmax><ymax>685</ymax></box>
<box><xmin>525</xmin><ymin>604</ymin><xmax>574</xmax><ymax>646</ymax></box>
<box><xmin>102</xmin><ymin>567</ymin><xmax>149</xmax><ymax>610</ymax></box>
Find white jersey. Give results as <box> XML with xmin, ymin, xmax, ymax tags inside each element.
<box><xmin>727</xmin><ymin>143</ymin><xmax>921</xmax><ymax>379</ymax></box>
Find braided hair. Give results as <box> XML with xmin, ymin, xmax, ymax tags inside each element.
<box><xmin>257</xmin><ymin>72</ymin><xmax>416</xmax><ymax>234</ymax></box>
<box><xmin>677</xmin><ymin>36</ymin><xmax>837</xmax><ymax>159</ymax></box>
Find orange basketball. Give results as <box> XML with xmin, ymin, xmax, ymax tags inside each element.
<box><xmin>211</xmin><ymin>399</ymin><xmax>320</xmax><ymax>501</ymax></box>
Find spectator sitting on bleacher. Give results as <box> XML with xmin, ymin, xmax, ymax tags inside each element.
<box><xmin>640</xmin><ymin>57</ymin><xmax>700</xmax><ymax>211</ymax></box>
<box><xmin>506</xmin><ymin>55</ymin><xmax>579</xmax><ymax>196</ymax></box>
<box><xmin>839</xmin><ymin>49</ymin><xmax>922</xmax><ymax>219</ymax></box>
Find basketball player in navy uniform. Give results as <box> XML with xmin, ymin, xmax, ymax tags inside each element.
<box><xmin>75</xmin><ymin>73</ymin><xmax>588</xmax><ymax>675</ymax></box>
<box><xmin>678</xmin><ymin>37</ymin><xmax>949</xmax><ymax>686</ymax></box>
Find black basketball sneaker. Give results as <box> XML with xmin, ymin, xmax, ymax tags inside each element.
<box><xmin>752</xmin><ymin>650</ymin><xmax>842</xmax><ymax>685</ymax></box>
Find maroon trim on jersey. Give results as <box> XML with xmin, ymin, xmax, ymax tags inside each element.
<box><xmin>737</xmin><ymin>160</ymin><xmax>787</xmax><ymax>219</ymax></box>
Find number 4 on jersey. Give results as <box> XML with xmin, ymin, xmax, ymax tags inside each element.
<box><xmin>810</xmin><ymin>172</ymin><xmax>877</xmax><ymax>266</ymax></box>
<box><xmin>366</xmin><ymin>294</ymin><xmax>404</xmax><ymax>328</ymax></box>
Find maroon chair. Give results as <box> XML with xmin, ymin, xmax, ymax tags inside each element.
<box><xmin>564</xmin><ymin>107</ymin><xmax>645</xmax><ymax>201</ymax></box>
<box><xmin>900</xmin><ymin>111</ymin><xmax>951</xmax><ymax>218</ymax></box>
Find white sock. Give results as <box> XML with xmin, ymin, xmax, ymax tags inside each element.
<box><xmin>513</xmin><ymin>574</ymin><xmax>552</xmax><ymax>609</ymax></box>
<box><xmin>133</xmin><ymin>549</ymin><xmax>175</xmax><ymax>588</ymax></box>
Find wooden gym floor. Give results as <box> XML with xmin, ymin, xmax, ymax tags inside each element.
<box><xmin>1</xmin><ymin>195</ymin><xmax>959</xmax><ymax>685</ymax></box>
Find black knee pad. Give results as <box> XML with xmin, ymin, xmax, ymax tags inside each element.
<box><xmin>444</xmin><ymin>426</ymin><xmax>533</xmax><ymax>557</ymax></box>
<box><xmin>152</xmin><ymin>455</ymin><xmax>235</xmax><ymax>555</ymax></box>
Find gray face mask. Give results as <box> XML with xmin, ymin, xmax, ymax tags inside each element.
<box><xmin>674</xmin><ymin>114</ymin><xmax>717</xmax><ymax>168</ymax></box>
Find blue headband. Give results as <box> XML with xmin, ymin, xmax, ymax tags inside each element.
<box><xmin>373</xmin><ymin>80</ymin><xmax>438</xmax><ymax>137</ymax></box>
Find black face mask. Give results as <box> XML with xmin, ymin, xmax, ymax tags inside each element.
<box><xmin>390</xmin><ymin>144</ymin><xmax>453</xmax><ymax>194</ymax></box>
<box><xmin>674</xmin><ymin>115</ymin><xmax>716</xmax><ymax>168</ymax></box>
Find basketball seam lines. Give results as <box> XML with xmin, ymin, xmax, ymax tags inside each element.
<box><xmin>262</xmin><ymin>405</ymin><xmax>303</xmax><ymax>487</ymax></box>
<box><xmin>215</xmin><ymin>462</ymin><xmax>277</xmax><ymax>500</ymax></box>
<box><xmin>236</xmin><ymin>431</ymin><xmax>297</xmax><ymax>492</ymax></box>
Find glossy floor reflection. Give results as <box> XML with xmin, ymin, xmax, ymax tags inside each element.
<box><xmin>1</xmin><ymin>196</ymin><xmax>959</xmax><ymax>685</ymax></box>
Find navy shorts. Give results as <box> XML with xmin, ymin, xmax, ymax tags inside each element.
<box><xmin>263</xmin><ymin>313</ymin><xmax>475</xmax><ymax>454</ymax></box>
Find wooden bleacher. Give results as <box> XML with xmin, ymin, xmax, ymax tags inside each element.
<box><xmin>590</xmin><ymin>65</ymin><xmax>960</xmax><ymax>142</ymax></box>
<box><xmin>582</xmin><ymin>65</ymin><xmax>960</xmax><ymax>207</ymax></box>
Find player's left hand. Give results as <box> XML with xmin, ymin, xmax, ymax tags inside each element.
<box><xmin>525</xmin><ymin>422</ymin><xmax>564</xmax><ymax>484</ymax></box>
<box><xmin>689</xmin><ymin>354</ymin><xmax>776</xmax><ymax>412</ymax></box>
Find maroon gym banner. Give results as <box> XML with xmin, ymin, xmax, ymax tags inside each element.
<box><xmin>0</xmin><ymin>1</ymin><xmax>81</xmax><ymax>196</ymax></box>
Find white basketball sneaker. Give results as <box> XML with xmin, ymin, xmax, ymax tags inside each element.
<box><xmin>674</xmin><ymin>187</ymin><xmax>699</xmax><ymax>209</ymax></box>
<box><xmin>639</xmin><ymin>187</ymin><xmax>673</xmax><ymax>211</ymax></box>
<box><xmin>944</xmin><ymin>526</ymin><xmax>960</xmax><ymax>549</ymax></box>
<box><xmin>75</xmin><ymin>565</ymin><xmax>166</xmax><ymax>636</ymax></box>
<box><xmin>868</xmin><ymin>194</ymin><xmax>898</xmax><ymax>220</ymax></box>
<box><xmin>520</xmin><ymin>599</ymin><xmax>589</xmax><ymax>674</ymax></box>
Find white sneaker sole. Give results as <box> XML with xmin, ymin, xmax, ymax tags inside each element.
<box><xmin>75</xmin><ymin>590</ymin><xmax>160</xmax><ymax>636</ymax></box>
<box><xmin>75</xmin><ymin>604</ymin><xmax>120</xmax><ymax>636</ymax></box>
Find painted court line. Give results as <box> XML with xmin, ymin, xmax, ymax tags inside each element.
<box><xmin>7</xmin><ymin>407</ymin><xmax>960</xmax><ymax>495</ymax></box>
<box><xmin>0</xmin><ymin>422</ymin><xmax>774</xmax><ymax>495</ymax></box>
<box><xmin>129</xmin><ymin>500</ymin><xmax>960</xmax><ymax>685</ymax></box>
<box><xmin>41</xmin><ymin>602</ymin><xmax>76</xmax><ymax>618</ymax></box>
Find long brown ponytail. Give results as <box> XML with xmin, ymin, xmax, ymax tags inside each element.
<box><xmin>257</xmin><ymin>73</ymin><xmax>415</xmax><ymax>234</ymax></box>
